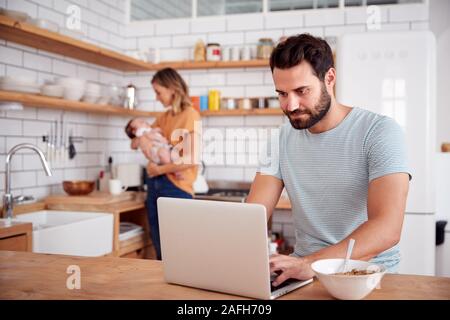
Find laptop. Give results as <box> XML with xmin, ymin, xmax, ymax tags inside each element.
<box><xmin>157</xmin><ymin>197</ymin><xmax>313</xmax><ymax>299</ymax></box>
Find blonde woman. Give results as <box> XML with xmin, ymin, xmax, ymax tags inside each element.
<box><xmin>141</xmin><ymin>68</ymin><xmax>200</xmax><ymax>260</ymax></box>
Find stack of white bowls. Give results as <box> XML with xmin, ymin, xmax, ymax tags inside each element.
<box><xmin>56</xmin><ymin>77</ymin><xmax>86</xmax><ymax>101</ymax></box>
<box><xmin>82</xmin><ymin>82</ymin><xmax>102</xmax><ymax>104</ymax></box>
<box><xmin>0</xmin><ymin>76</ymin><xmax>40</xmax><ymax>94</ymax></box>
<box><xmin>41</xmin><ymin>84</ymin><xmax>64</xmax><ymax>98</ymax></box>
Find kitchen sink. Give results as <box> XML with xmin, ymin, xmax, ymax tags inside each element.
<box><xmin>12</xmin><ymin>210</ymin><xmax>113</xmax><ymax>257</ymax></box>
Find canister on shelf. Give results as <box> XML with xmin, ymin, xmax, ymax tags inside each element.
<box><xmin>191</xmin><ymin>96</ymin><xmax>200</xmax><ymax>112</ymax></box>
<box><xmin>200</xmin><ymin>95</ymin><xmax>209</xmax><ymax>111</ymax></box>
<box><xmin>226</xmin><ymin>98</ymin><xmax>236</xmax><ymax>110</ymax></box>
<box><xmin>194</xmin><ymin>39</ymin><xmax>206</xmax><ymax>62</ymax></box>
<box><xmin>222</xmin><ymin>47</ymin><xmax>230</xmax><ymax>61</ymax></box>
<box><xmin>206</xmin><ymin>43</ymin><xmax>221</xmax><ymax>61</ymax></box>
<box><xmin>124</xmin><ymin>83</ymin><xmax>137</xmax><ymax>109</ymax></box>
<box><xmin>257</xmin><ymin>38</ymin><xmax>274</xmax><ymax>59</ymax></box>
<box><xmin>208</xmin><ymin>89</ymin><xmax>220</xmax><ymax>111</ymax></box>
<box><xmin>231</xmin><ymin>46</ymin><xmax>240</xmax><ymax>61</ymax></box>
<box><xmin>238</xmin><ymin>98</ymin><xmax>251</xmax><ymax>110</ymax></box>
<box><xmin>258</xmin><ymin>97</ymin><xmax>265</xmax><ymax>109</ymax></box>
<box><xmin>241</xmin><ymin>46</ymin><xmax>251</xmax><ymax>60</ymax></box>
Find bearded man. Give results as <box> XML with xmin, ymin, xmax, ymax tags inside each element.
<box><xmin>246</xmin><ymin>34</ymin><xmax>411</xmax><ymax>287</ymax></box>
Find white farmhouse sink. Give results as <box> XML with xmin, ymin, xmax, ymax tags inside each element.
<box><xmin>13</xmin><ymin>210</ymin><xmax>113</xmax><ymax>257</ymax></box>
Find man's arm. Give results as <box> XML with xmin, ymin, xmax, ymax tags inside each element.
<box><xmin>246</xmin><ymin>173</ymin><xmax>284</xmax><ymax>221</ymax></box>
<box><xmin>270</xmin><ymin>172</ymin><xmax>409</xmax><ymax>285</ymax></box>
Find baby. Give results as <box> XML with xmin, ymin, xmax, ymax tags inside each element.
<box><xmin>125</xmin><ymin>118</ymin><xmax>172</xmax><ymax>165</ymax></box>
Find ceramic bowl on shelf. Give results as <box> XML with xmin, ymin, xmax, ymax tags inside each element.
<box><xmin>41</xmin><ymin>84</ymin><xmax>64</xmax><ymax>98</ymax></box>
<box><xmin>27</xmin><ymin>18</ymin><xmax>59</xmax><ymax>33</ymax></box>
<box><xmin>0</xmin><ymin>8</ymin><xmax>30</xmax><ymax>22</ymax></box>
<box><xmin>85</xmin><ymin>82</ymin><xmax>102</xmax><ymax>95</ymax></box>
<box><xmin>56</xmin><ymin>77</ymin><xmax>86</xmax><ymax>101</ymax></box>
<box><xmin>63</xmin><ymin>87</ymin><xmax>84</xmax><ymax>101</ymax></box>
<box><xmin>0</xmin><ymin>76</ymin><xmax>41</xmax><ymax>94</ymax></box>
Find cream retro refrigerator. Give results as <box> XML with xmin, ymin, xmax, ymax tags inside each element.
<box><xmin>336</xmin><ymin>31</ymin><xmax>436</xmax><ymax>275</ymax></box>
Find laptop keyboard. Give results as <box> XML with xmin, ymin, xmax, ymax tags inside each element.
<box><xmin>270</xmin><ymin>275</ymin><xmax>300</xmax><ymax>293</ymax></box>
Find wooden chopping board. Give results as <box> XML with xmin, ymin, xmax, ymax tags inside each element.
<box><xmin>44</xmin><ymin>191</ymin><xmax>136</xmax><ymax>206</ymax></box>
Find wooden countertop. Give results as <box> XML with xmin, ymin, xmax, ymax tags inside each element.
<box><xmin>0</xmin><ymin>220</ymin><xmax>32</xmax><ymax>235</ymax></box>
<box><xmin>1</xmin><ymin>251</ymin><xmax>449</xmax><ymax>300</ymax></box>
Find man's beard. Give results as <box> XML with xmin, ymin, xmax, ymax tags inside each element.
<box><xmin>284</xmin><ymin>83</ymin><xmax>331</xmax><ymax>130</ymax></box>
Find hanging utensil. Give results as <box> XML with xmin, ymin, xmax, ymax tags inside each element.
<box><xmin>68</xmin><ymin>129</ymin><xmax>76</xmax><ymax>160</ymax></box>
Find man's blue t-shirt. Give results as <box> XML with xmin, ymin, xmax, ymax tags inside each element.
<box><xmin>260</xmin><ymin>107</ymin><xmax>411</xmax><ymax>271</ymax></box>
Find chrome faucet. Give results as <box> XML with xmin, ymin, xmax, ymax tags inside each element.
<box><xmin>2</xmin><ymin>143</ymin><xmax>52</xmax><ymax>221</ymax></box>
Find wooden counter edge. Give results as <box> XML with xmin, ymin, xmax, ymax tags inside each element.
<box><xmin>1</xmin><ymin>251</ymin><xmax>450</xmax><ymax>300</ymax></box>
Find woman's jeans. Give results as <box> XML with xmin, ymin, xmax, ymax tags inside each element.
<box><xmin>146</xmin><ymin>174</ymin><xmax>192</xmax><ymax>260</ymax></box>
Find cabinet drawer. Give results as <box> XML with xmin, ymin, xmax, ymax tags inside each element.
<box><xmin>0</xmin><ymin>234</ymin><xmax>28</xmax><ymax>251</ymax></box>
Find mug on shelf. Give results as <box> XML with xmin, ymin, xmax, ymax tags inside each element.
<box><xmin>231</xmin><ymin>46</ymin><xmax>240</xmax><ymax>61</ymax></box>
<box><xmin>241</xmin><ymin>46</ymin><xmax>251</xmax><ymax>60</ymax></box>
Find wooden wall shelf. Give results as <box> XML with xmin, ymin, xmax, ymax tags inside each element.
<box><xmin>0</xmin><ymin>15</ymin><xmax>149</xmax><ymax>72</ymax></box>
<box><xmin>0</xmin><ymin>90</ymin><xmax>160</xmax><ymax>117</ymax></box>
<box><xmin>200</xmin><ymin>108</ymin><xmax>282</xmax><ymax>116</ymax></box>
<box><xmin>155</xmin><ymin>59</ymin><xmax>269</xmax><ymax>70</ymax></box>
<box><xmin>0</xmin><ymin>90</ymin><xmax>282</xmax><ymax>117</ymax></box>
<box><xmin>0</xmin><ymin>15</ymin><xmax>269</xmax><ymax>71</ymax></box>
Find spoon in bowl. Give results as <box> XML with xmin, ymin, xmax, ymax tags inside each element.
<box><xmin>340</xmin><ymin>238</ymin><xmax>356</xmax><ymax>273</ymax></box>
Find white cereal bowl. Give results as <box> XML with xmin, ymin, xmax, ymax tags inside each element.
<box><xmin>311</xmin><ymin>258</ymin><xmax>386</xmax><ymax>300</ymax></box>
<box><xmin>41</xmin><ymin>84</ymin><xmax>64</xmax><ymax>98</ymax></box>
<box><xmin>63</xmin><ymin>87</ymin><xmax>85</xmax><ymax>101</ymax></box>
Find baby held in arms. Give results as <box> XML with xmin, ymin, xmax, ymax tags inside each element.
<box><xmin>125</xmin><ymin>118</ymin><xmax>173</xmax><ymax>165</ymax></box>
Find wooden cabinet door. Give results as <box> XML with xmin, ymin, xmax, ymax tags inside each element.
<box><xmin>0</xmin><ymin>234</ymin><xmax>28</xmax><ymax>251</ymax></box>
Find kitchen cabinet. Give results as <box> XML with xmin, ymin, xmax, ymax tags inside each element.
<box><xmin>7</xmin><ymin>196</ymin><xmax>155</xmax><ymax>259</ymax></box>
<box><xmin>44</xmin><ymin>193</ymin><xmax>156</xmax><ymax>259</ymax></box>
<box><xmin>0</xmin><ymin>15</ymin><xmax>269</xmax><ymax>72</ymax></box>
<box><xmin>398</xmin><ymin>213</ymin><xmax>436</xmax><ymax>275</ymax></box>
<box><xmin>0</xmin><ymin>220</ymin><xmax>32</xmax><ymax>252</ymax></box>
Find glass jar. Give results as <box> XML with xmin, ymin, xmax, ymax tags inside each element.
<box><xmin>194</xmin><ymin>39</ymin><xmax>206</xmax><ymax>62</ymax></box>
<box><xmin>257</xmin><ymin>38</ymin><xmax>274</xmax><ymax>59</ymax></box>
<box><xmin>206</xmin><ymin>43</ymin><xmax>221</xmax><ymax>61</ymax></box>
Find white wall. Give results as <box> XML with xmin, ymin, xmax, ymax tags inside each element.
<box><xmin>0</xmin><ymin>0</ymin><xmax>148</xmax><ymax>199</ymax></box>
<box><xmin>0</xmin><ymin>1</ymin><xmax>435</xmax><ymax>203</ymax></box>
<box><xmin>430</xmin><ymin>0</ymin><xmax>450</xmax><ymax>149</ymax></box>
<box><xmin>124</xmin><ymin>3</ymin><xmax>430</xmax><ymax>182</ymax></box>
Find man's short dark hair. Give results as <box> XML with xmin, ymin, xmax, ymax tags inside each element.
<box><xmin>270</xmin><ymin>33</ymin><xmax>334</xmax><ymax>81</ymax></box>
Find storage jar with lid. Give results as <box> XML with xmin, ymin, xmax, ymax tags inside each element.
<box><xmin>208</xmin><ymin>89</ymin><xmax>220</xmax><ymax>111</ymax></box>
<box><xmin>257</xmin><ymin>38</ymin><xmax>274</xmax><ymax>59</ymax></box>
<box><xmin>206</xmin><ymin>43</ymin><xmax>221</xmax><ymax>61</ymax></box>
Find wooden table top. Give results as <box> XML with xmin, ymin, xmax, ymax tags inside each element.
<box><xmin>1</xmin><ymin>251</ymin><xmax>449</xmax><ymax>300</ymax></box>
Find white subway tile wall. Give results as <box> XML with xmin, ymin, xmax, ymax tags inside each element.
<box><xmin>0</xmin><ymin>0</ymin><xmax>430</xmax><ymax>202</ymax></box>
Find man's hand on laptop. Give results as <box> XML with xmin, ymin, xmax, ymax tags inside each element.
<box><xmin>269</xmin><ymin>254</ymin><xmax>315</xmax><ymax>287</ymax></box>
